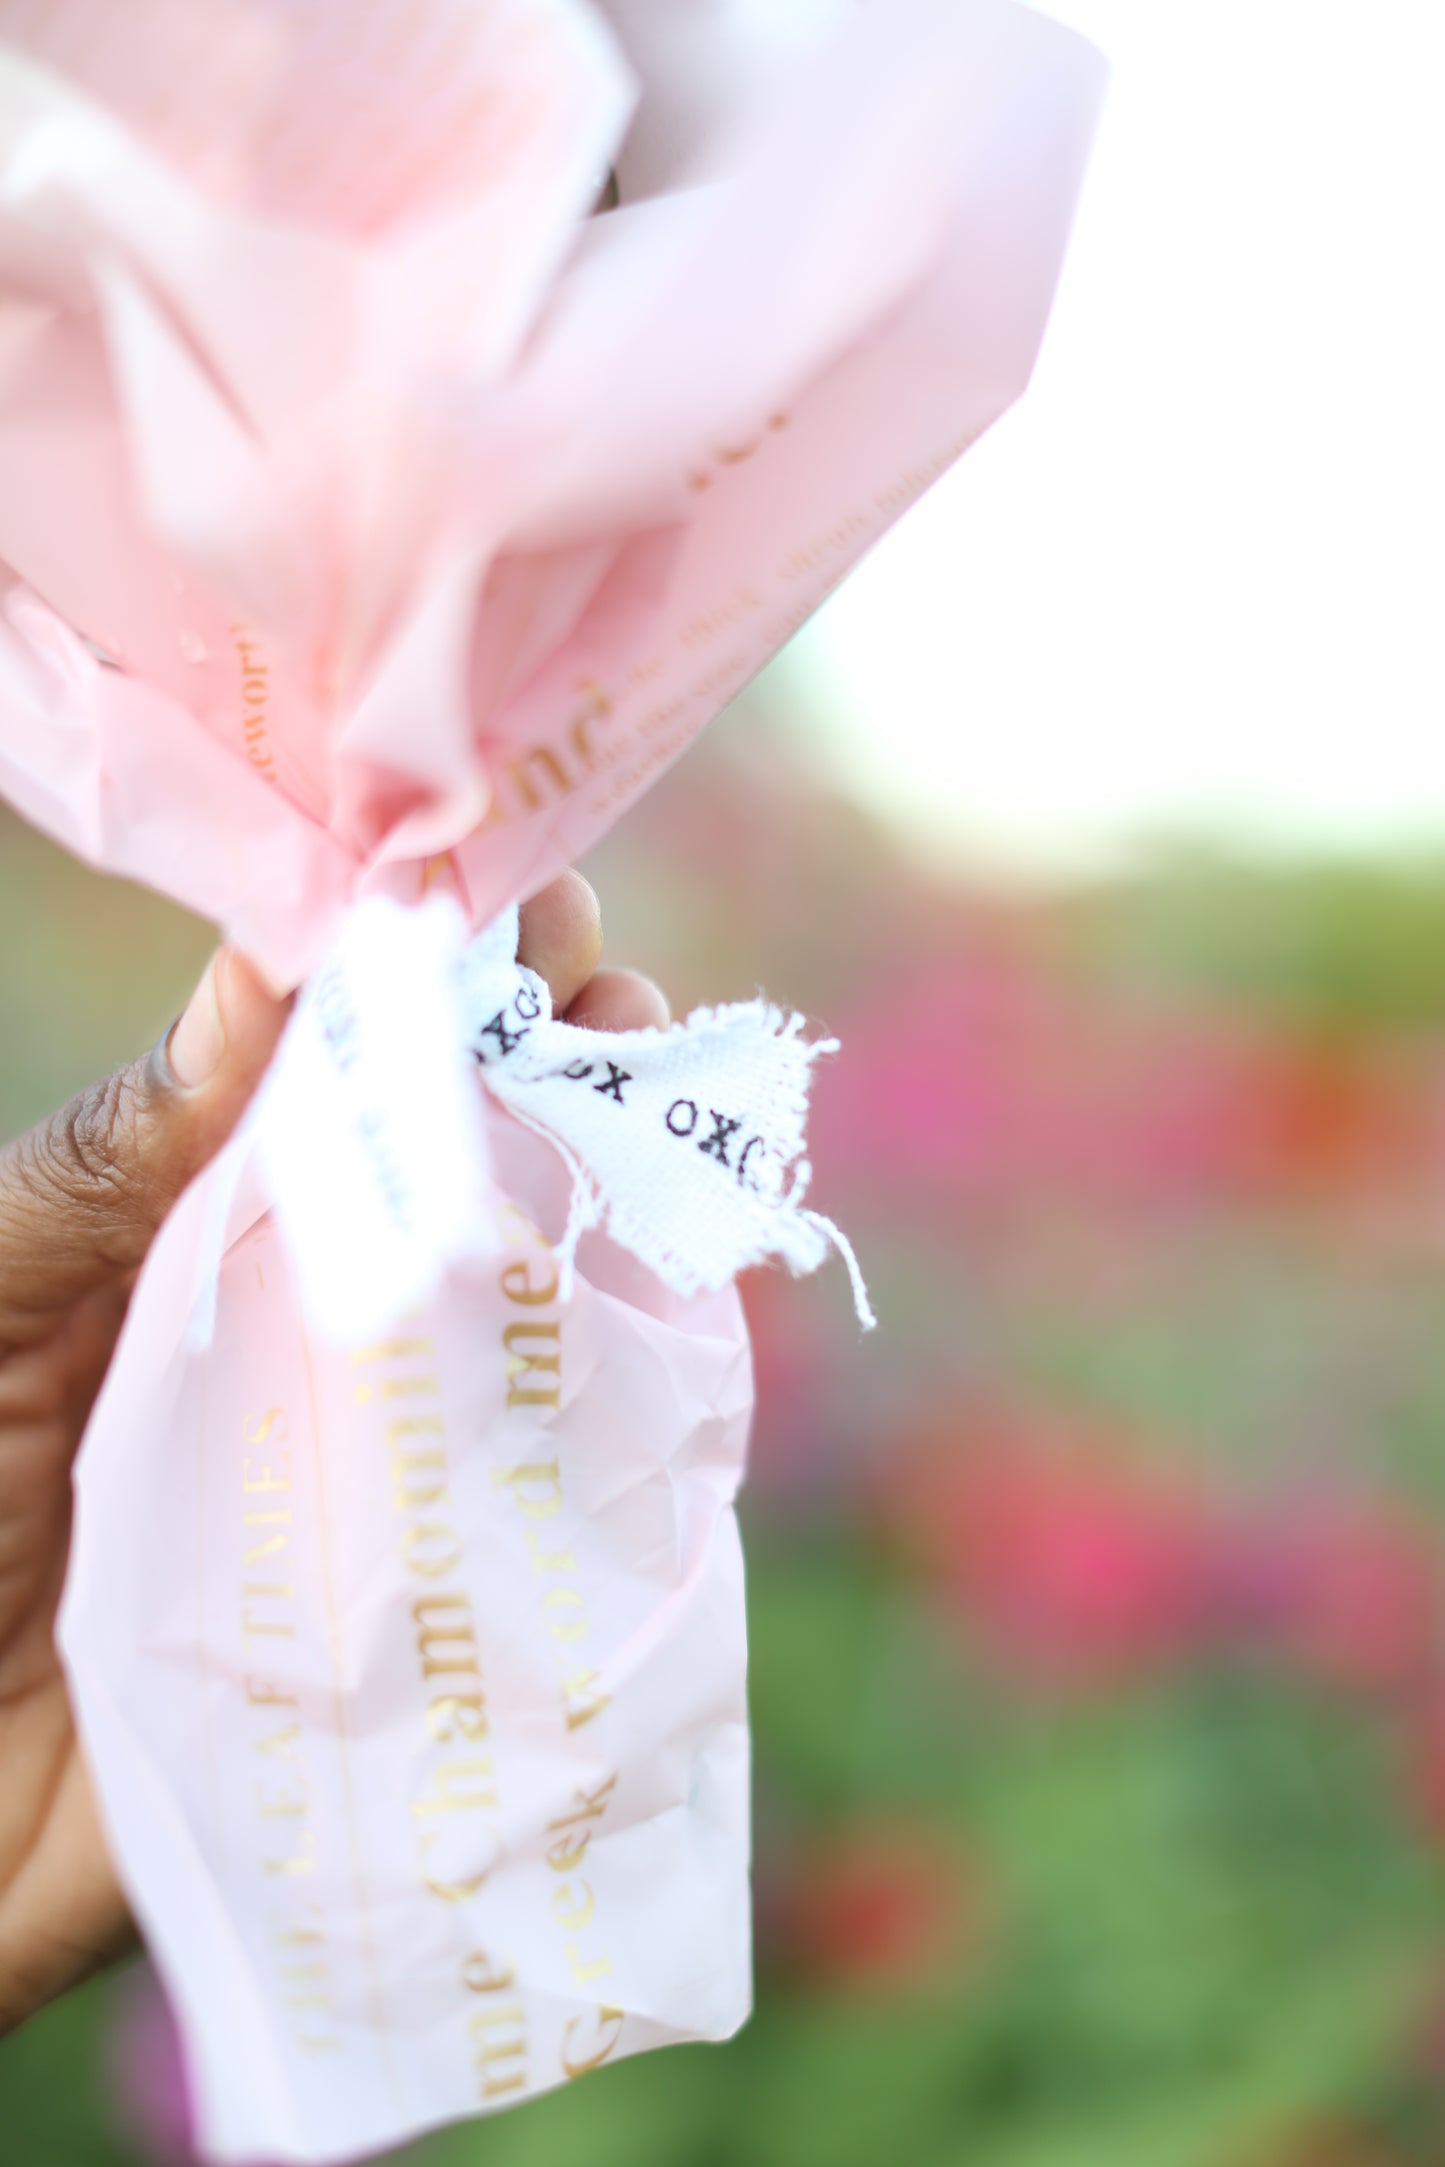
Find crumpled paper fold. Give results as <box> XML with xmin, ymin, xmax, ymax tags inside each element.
<box><xmin>0</xmin><ymin>0</ymin><xmax>1104</xmax><ymax>983</ymax></box>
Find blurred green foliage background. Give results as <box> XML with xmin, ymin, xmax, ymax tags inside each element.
<box><xmin>3</xmin><ymin>692</ymin><xmax>1444</xmax><ymax>2167</ymax></box>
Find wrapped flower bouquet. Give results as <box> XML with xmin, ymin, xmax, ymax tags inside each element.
<box><xmin>0</xmin><ymin>2</ymin><xmax>1104</xmax><ymax>2158</ymax></box>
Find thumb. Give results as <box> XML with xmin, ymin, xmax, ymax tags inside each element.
<box><xmin>0</xmin><ymin>949</ymin><xmax>289</xmax><ymax>1346</ymax></box>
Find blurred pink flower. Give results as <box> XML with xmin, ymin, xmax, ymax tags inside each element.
<box><xmin>874</xmin><ymin>1409</ymin><xmax>1218</xmax><ymax>1689</ymax></box>
<box><xmin>810</xmin><ymin>943</ymin><xmax>1445</xmax><ymax>1231</ymax></box>
<box><xmin>1238</xmin><ymin>1495</ymin><xmax>1441</xmax><ymax>1697</ymax></box>
<box><xmin>807</xmin><ymin>957</ymin><xmax>1042</xmax><ymax>1199</ymax></box>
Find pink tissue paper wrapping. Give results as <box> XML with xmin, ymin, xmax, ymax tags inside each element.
<box><xmin>0</xmin><ymin>1</ymin><xmax>1105</xmax><ymax>2158</ymax></box>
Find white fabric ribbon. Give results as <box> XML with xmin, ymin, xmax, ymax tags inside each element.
<box><xmin>256</xmin><ymin>895</ymin><xmax>871</xmax><ymax>1341</ymax></box>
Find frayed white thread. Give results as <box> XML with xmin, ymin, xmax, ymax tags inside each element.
<box><xmin>801</xmin><ymin>1211</ymin><xmax>876</xmax><ymax>1331</ymax></box>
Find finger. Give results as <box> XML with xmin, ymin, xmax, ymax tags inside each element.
<box><xmin>0</xmin><ymin>949</ymin><xmax>289</xmax><ymax>1347</ymax></box>
<box><xmin>564</xmin><ymin>967</ymin><xmax>671</xmax><ymax>1035</ymax></box>
<box><xmin>518</xmin><ymin>872</ymin><xmax>602</xmax><ymax>1016</ymax></box>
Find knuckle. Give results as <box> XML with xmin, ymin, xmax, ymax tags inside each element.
<box><xmin>13</xmin><ymin>1066</ymin><xmax>159</xmax><ymax>1254</ymax></box>
<box><xmin>51</xmin><ymin>1072</ymin><xmax>139</xmax><ymax>1201</ymax></box>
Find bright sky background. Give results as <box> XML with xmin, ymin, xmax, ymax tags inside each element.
<box><xmin>782</xmin><ymin>0</ymin><xmax>1445</xmax><ymax>878</ymax></box>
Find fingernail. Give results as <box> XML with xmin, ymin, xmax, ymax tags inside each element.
<box><xmin>575</xmin><ymin>872</ymin><xmax>600</xmax><ymax>919</ymax></box>
<box><xmin>167</xmin><ymin>953</ymin><xmax>226</xmax><ymax>1088</ymax></box>
<box><xmin>165</xmin><ymin>949</ymin><xmax>285</xmax><ymax>1090</ymax></box>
